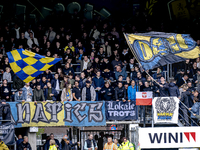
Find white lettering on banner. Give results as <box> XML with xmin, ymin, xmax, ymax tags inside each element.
<box><xmin>107</xmin><ymin>101</ymin><xmax>135</xmax><ymax>110</ymax></box>
<box><xmin>108</xmin><ymin>111</ymin><xmax>135</xmax><ymax>116</ymax></box>
<box><xmin>139</xmin><ymin>127</ymin><xmax>200</xmax><ymax>149</ymax></box>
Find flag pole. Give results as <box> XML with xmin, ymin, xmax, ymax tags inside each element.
<box><xmin>123</xmin><ymin>33</ymin><xmax>161</xmax><ymax>86</ymax></box>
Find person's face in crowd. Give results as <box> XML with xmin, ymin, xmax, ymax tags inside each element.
<box><xmin>69</xmin><ymin>42</ymin><xmax>73</xmax><ymax>47</ymax></box>
<box><xmin>49</xmin><ymin>27</ymin><xmax>53</xmax><ymax>31</ymax></box>
<box><xmin>46</xmin><ymin>69</ymin><xmax>50</xmax><ymax>74</ymax></box>
<box><xmin>157</xmin><ymin>68</ymin><xmax>161</xmax><ymax>73</ymax></box>
<box><xmin>47</xmin><ymin>82</ymin><xmax>51</xmax><ymax>88</ymax></box>
<box><xmin>160</xmin><ymin>77</ymin><xmax>165</xmax><ymax>82</ymax></box>
<box><xmin>84</xmin><ymin>56</ymin><xmax>88</xmax><ymax>61</ymax></box>
<box><xmin>194</xmin><ymin>91</ymin><xmax>199</xmax><ymax>97</ymax></box>
<box><xmin>6</xmin><ymin>68</ymin><xmax>10</xmax><ymax>73</ymax></box>
<box><xmin>64</xmin><ymin>77</ymin><xmax>68</xmax><ymax>82</ymax></box>
<box><xmin>118</xmin><ymin>82</ymin><xmax>123</xmax><ymax>88</ymax></box>
<box><xmin>36</xmin><ymin>47</ymin><xmax>40</xmax><ymax>52</ymax></box>
<box><xmin>66</xmin><ymin>49</ymin><xmax>71</xmax><ymax>54</ymax></box>
<box><xmin>135</xmin><ymin>67</ymin><xmax>139</xmax><ymax>72</ymax></box>
<box><xmin>0</xmin><ymin>54</ymin><xmax>2</xmax><ymax>59</ymax></box>
<box><xmin>26</xmin><ymin>82</ymin><xmax>30</xmax><ymax>86</ymax></box>
<box><xmin>126</xmin><ymin>77</ymin><xmax>130</xmax><ymax>82</ymax></box>
<box><xmin>115</xmin><ymin>44</ymin><xmax>119</xmax><ymax>48</ymax></box>
<box><xmin>105</xmin><ymin>82</ymin><xmax>109</xmax><ymax>88</ymax></box>
<box><xmin>67</xmin><ymin>58</ymin><xmax>72</xmax><ymax>64</ymax></box>
<box><xmin>53</xmin><ymin>54</ymin><xmax>58</xmax><ymax>58</ymax></box>
<box><xmin>91</xmin><ymin>40</ymin><xmax>95</xmax><ymax>44</ymax></box>
<box><xmin>32</xmin><ymin>79</ymin><xmax>36</xmax><ymax>84</ymax></box>
<box><xmin>114</xmin><ymin>50</ymin><xmax>118</xmax><ymax>55</ymax></box>
<box><xmin>116</xmin><ymin>66</ymin><xmax>121</xmax><ymax>72</ymax></box>
<box><xmin>118</xmin><ymin>76</ymin><xmax>123</xmax><ymax>81</ymax></box>
<box><xmin>81</xmin><ymin>73</ymin><xmax>85</xmax><ymax>79</ymax></box>
<box><xmin>0</xmin><ymin>36</ymin><xmax>3</xmax><ymax>42</ymax></box>
<box><xmin>95</xmin><ymin>58</ymin><xmax>99</xmax><ymax>63</ymax></box>
<box><xmin>65</xmin><ymin>63</ymin><xmax>70</xmax><ymax>69</ymax></box>
<box><xmin>91</xmin><ymin>52</ymin><xmax>95</xmax><ymax>57</ymax></box>
<box><xmin>78</xmin><ymin>42</ymin><xmax>82</xmax><ymax>47</ymax></box>
<box><xmin>96</xmin><ymin>71</ymin><xmax>100</xmax><ymax>77</ymax></box>
<box><xmin>83</xmin><ymin>32</ymin><xmax>87</xmax><ymax>38</ymax></box>
<box><xmin>99</xmin><ymin>48</ymin><xmax>104</xmax><ymax>53</ymax></box>
<box><xmin>114</xmin><ymin>139</ymin><xmax>118</xmax><ymax>144</ymax></box>
<box><xmin>42</xmin><ymin>77</ymin><xmax>47</xmax><ymax>82</ymax></box>
<box><xmin>58</xmin><ymin>68</ymin><xmax>62</xmax><ymax>74</ymax></box>
<box><xmin>66</xmin><ymin>35</ymin><xmax>70</xmax><ymax>40</ymax></box>
<box><xmin>89</xmin><ymin>134</ymin><xmax>93</xmax><ymax>140</ymax></box>
<box><xmin>108</xmin><ymin>137</ymin><xmax>112</xmax><ymax>143</ymax></box>
<box><xmin>193</xmin><ymin>62</ymin><xmax>197</xmax><ymax>68</ymax></box>
<box><xmin>75</xmin><ymin>76</ymin><xmax>80</xmax><ymax>81</ymax></box>
<box><xmin>123</xmin><ymin>138</ymin><xmax>127</xmax><ymax>143</ymax></box>
<box><xmin>47</xmin><ymin>42</ymin><xmax>50</xmax><ymax>47</ymax></box>
<box><xmin>60</xmin><ymin>27</ymin><xmax>64</xmax><ymax>31</ymax></box>
<box><xmin>3</xmin><ymin>79</ymin><xmax>7</xmax><ymax>85</ymax></box>
<box><xmin>86</xmin><ymin>82</ymin><xmax>90</xmax><ymax>87</ymax></box>
<box><xmin>75</xmin><ymin>81</ymin><xmax>79</xmax><ymax>87</ymax></box>
<box><xmin>68</xmin><ymin>84</ymin><xmax>72</xmax><ymax>89</ymax></box>
<box><xmin>19</xmin><ymin>90</ymin><xmax>23</xmax><ymax>94</ymax></box>
<box><xmin>103</xmin><ymin>23</ymin><xmax>107</xmax><ymax>29</ymax></box>
<box><xmin>145</xmin><ymin>82</ymin><xmax>149</xmax><ymax>87</ymax></box>
<box><xmin>29</xmin><ymin>33</ymin><xmax>33</xmax><ymax>38</ymax></box>
<box><xmin>88</xmin><ymin>77</ymin><xmax>92</xmax><ymax>82</ymax></box>
<box><xmin>50</xmin><ymin>134</ymin><xmax>54</xmax><ymax>140</ymax></box>
<box><xmin>137</xmin><ymin>72</ymin><xmax>141</xmax><ymax>78</ymax></box>
<box><xmin>56</xmin><ymin>42</ymin><xmax>60</xmax><ymax>47</ymax></box>
<box><xmin>36</xmin><ymin>85</ymin><xmax>41</xmax><ymax>90</ymax></box>
<box><xmin>79</xmin><ymin>49</ymin><xmax>83</xmax><ymax>54</ymax></box>
<box><xmin>196</xmin><ymin>57</ymin><xmax>200</xmax><ymax>62</ymax></box>
<box><xmin>44</xmin><ymin>35</ymin><xmax>47</xmax><ymax>40</ymax></box>
<box><xmin>93</xmin><ymin>25</ymin><xmax>97</xmax><ymax>30</ymax></box>
<box><xmin>55</xmin><ymin>74</ymin><xmax>59</xmax><ymax>79</ymax></box>
<box><xmin>69</xmin><ymin>75</ymin><xmax>73</xmax><ymax>79</ymax></box>
<box><xmin>112</xmin><ymin>27</ymin><xmax>116</xmax><ymax>32</ymax></box>
<box><xmin>24</xmin><ymin>137</ymin><xmax>28</xmax><ymax>143</ymax></box>
<box><xmin>124</xmin><ymin>84</ymin><xmax>128</xmax><ymax>89</ymax></box>
<box><xmin>186</xmin><ymin>59</ymin><xmax>190</xmax><ymax>63</ymax></box>
<box><xmin>21</xmin><ymin>33</ymin><xmax>25</xmax><ymax>38</ymax></box>
<box><xmin>131</xmin><ymin>80</ymin><xmax>135</xmax><ymax>87</ymax></box>
<box><xmin>184</xmin><ymin>75</ymin><xmax>188</xmax><ymax>80</ymax></box>
<box><xmin>105</xmin><ymin>41</ymin><xmax>108</xmax><ymax>46</ymax></box>
<box><xmin>123</xmin><ymin>48</ymin><xmax>128</xmax><ymax>53</ymax></box>
<box><xmin>130</xmin><ymin>59</ymin><xmax>134</xmax><ymax>64</ymax></box>
<box><xmin>5</xmin><ymin>57</ymin><xmax>8</xmax><ymax>63</ymax></box>
<box><xmin>103</xmin><ymin>58</ymin><xmax>108</xmax><ymax>63</ymax></box>
<box><xmin>188</xmin><ymin>82</ymin><xmax>192</xmax><ymax>88</ymax></box>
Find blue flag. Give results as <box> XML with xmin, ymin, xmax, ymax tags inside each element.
<box><xmin>124</xmin><ymin>32</ymin><xmax>200</xmax><ymax>70</ymax></box>
<box><xmin>7</xmin><ymin>49</ymin><xmax>62</xmax><ymax>83</ymax></box>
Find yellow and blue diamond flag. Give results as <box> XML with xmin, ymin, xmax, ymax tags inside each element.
<box><xmin>7</xmin><ymin>49</ymin><xmax>62</xmax><ymax>83</ymax></box>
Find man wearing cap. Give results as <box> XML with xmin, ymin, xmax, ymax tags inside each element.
<box><xmin>82</xmin><ymin>80</ymin><xmax>96</xmax><ymax>101</ymax></box>
<box><xmin>14</xmin><ymin>89</ymin><xmax>25</xmax><ymax>102</ymax></box>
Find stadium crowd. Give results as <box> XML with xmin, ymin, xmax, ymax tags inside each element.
<box><xmin>0</xmin><ymin>12</ymin><xmax>200</xmax><ymax>126</ymax></box>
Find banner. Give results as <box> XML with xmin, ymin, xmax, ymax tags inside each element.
<box><xmin>0</xmin><ymin>123</ymin><xmax>15</xmax><ymax>145</ymax></box>
<box><xmin>136</xmin><ymin>92</ymin><xmax>152</xmax><ymax>105</ymax></box>
<box><xmin>105</xmin><ymin>101</ymin><xmax>138</xmax><ymax>121</ymax></box>
<box><xmin>139</xmin><ymin>127</ymin><xmax>200</xmax><ymax>149</ymax></box>
<box><xmin>124</xmin><ymin>32</ymin><xmax>200</xmax><ymax>70</ymax></box>
<box><xmin>8</xmin><ymin>101</ymin><xmax>106</xmax><ymax>127</ymax></box>
<box><xmin>153</xmin><ymin>97</ymin><xmax>179</xmax><ymax>124</ymax></box>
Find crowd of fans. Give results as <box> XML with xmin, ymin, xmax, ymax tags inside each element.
<box><xmin>0</xmin><ymin>12</ymin><xmax>199</xmax><ymax>126</ymax></box>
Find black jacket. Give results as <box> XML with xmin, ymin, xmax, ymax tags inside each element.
<box><xmin>115</xmin><ymin>86</ymin><xmax>126</xmax><ymax>100</ymax></box>
<box><xmin>168</xmin><ymin>83</ymin><xmax>180</xmax><ymax>97</ymax></box>
<box><xmin>100</xmin><ymin>86</ymin><xmax>114</xmax><ymax>101</ymax></box>
<box><xmin>18</xmin><ymin>142</ymin><xmax>32</xmax><ymax>150</ymax></box>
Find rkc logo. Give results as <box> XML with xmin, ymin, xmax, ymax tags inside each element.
<box><xmin>142</xmin><ymin>92</ymin><xmax>147</xmax><ymax>98</ymax></box>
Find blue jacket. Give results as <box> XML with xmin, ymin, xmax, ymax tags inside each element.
<box><xmin>40</xmin><ymin>81</ymin><xmax>47</xmax><ymax>89</ymax></box>
<box><xmin>63</xmin><ymin>67</ymin><xmax>75</xmax><ymax>78</ymax></box>
<box><xmin>44</xmin><ymin>88</ymin><xmax>58</xmax><ymax>101</ymax></box>
<box><xmin>22</xmin><ymin>86</ymin><xmax>33</xmax><ymax>101</ymax></box>
<box><xmin>92</xmin><ymin>76</ymin><xmax>104</xmax><ymax>89</ymax></box>
<box><xmin>51</xmin><ymin>78</ymin><xmax>60</xmax><ymax>89</ymax></box>
<box><xmin>152</xmin><ymin>72</ymin><xmax>165</xmax><ymax>80</ymax></box>
<box><xmin>14</xmin><ymin>92</ymin><xmax>26</xmax><ymax>102</ymax></box>
<box><xmin>190</xmin><ymin>102</ymin><xmax>200</xmax><ymax>118</ymax></box>
<box><xmin>168</xmin><ymin>83</ymin><xmax>180</xmax><ymax>97</ymax></box>
<box><xmin>128</xmin><ymin>85</ymin><xmax>138</xmax><ymax>101</ymax></box>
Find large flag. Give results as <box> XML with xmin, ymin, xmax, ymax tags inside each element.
<box><xmin>124</xmin><ymin>32</ymin><xmax>200</xmax><ymax>70</ymax></box>
<box><xmin>153</xmin><ymin>97</ymin><xmax>179</xmax><ymax>124</ymax></box>
<box><xmin>7</xmin><ymin>49</ymin><xmax>62</xmax><ymax>83</ymax></box>
<box><xmin>136</xmin><ymin>92</ymin><xmax>152</xmax><ymax>105</ymax></box>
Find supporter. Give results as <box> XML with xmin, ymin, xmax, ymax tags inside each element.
<box><xmin>25</xmin><ymin>28</ymin><xmax>34</xmax><ymax>39</ymax></box>
<box><xmin>44</xmin><ymin>82</ymin><xmax>57</xmax><ymax>101</ymax></box>
<box><xmin>88</xmin><ymin>38</ymin><xmax>98</xmax><ymax>54</ymax></box>
<box><xmin>51</xmin><ymin>73</ymin><xmax>61</xmax><ymax>94</ymax></box>
<box><xmin>44</xmin><ymin>133</ymin><xmax>59</xmax><ymax>150</ymax></box>
<box><xmin>111</xmin><ymin>27</ymin><xmax>119</xmax><ymax>39</ymax></box>
<box><xmin>91</xmin><ymin>56</ymin><xmax>101</xmax><ymax>76</ymax></box>
<box><xmin>189</xmin><ymin>97</ymin><xmax>200</xmax><ymax>126</ymax></box>
<box><xmin>0</xmin><ymin>79</ymin><xmax>11</xmax><ymax>101</ymax></box>
<box><xmin>22</xmin><ymin>82</ymin><xmax>33</xmax><ymax>102</ymax></box>
<box><xmin>14</xmin><ymin>88</ymin><xmax>25</xmax><ymax>102</ymax></box>
<box><xmin>49</xmin><ymin>140</ymin><xmax>57</xmax><ymax>150</ymax></box>
<box><xmin>111</xmin><ymin>55</ymin><xmax>122</xmax><ymax>71</ymax></box>
<box><xmin>2</xmin><ymin>99</ymin><xmax>11</xmax><ymax>123</ymax></box>
<box><xmin>2</xmin><ymin>57</ymin><xmax>9</xmax><ymax>71</ymax></box>
<box><xmin>57</xmin><ymin>68</ymin><xmax>64</xmax><ymax>80</ymax></box>
<box><xmin>60</xmin><ymin>75</ymin><xmax>69</xmax><ymax>90</ymax></box>
<box><xmin>101</xmin><ymin>41</ymin><xmax>112</xmax><ymax>57</ymax></box>
<box><xmin>17</xmin><ymin>32</ymin><xmax>27</xmax><ymax>48</ymax></box>
<box><xmin>190</xmin><ymin>62</ymin><xmax>197</xmax><ymax>77</ymax></box>
<box><xmin>64</xmin><ymin>41</ymin><xmax>75</xmax><ymax>55</ymax></box>
<box><xmin>130</xmin><ymin>66</ymin><xmax>140</xmax><ymax>80</ymax></box>
<box><xmin>33</xmin><ymin>84</ymin><xmax>45</xmax><ymax>102</ymax></box>
<box><xmin>40</xmin><ymin>76</ymin><xmax>48</xmax><ymax>90</ymax></box>
<box><xmin>84</xmin><ymin>134</ymin><xmax>98</xmax><ymax>150</ymax></box>
<box><xmin>93</xmin><ymin>71</ymin><xmax>104</xmax><ymax>101</ymax></box>
<box><xmin>143</xmin><ymin>81</ymin><xmax>152</xmax><ymax>91</ymax></box>
<box><xmin>152</xmin><ymin>67</ymin><xmax>164</xmax><ymax>80</ymax></box>
<box><xmin>72</xmin><ymin>81</ymin><xmax>81</xmax><ymax>101</ymax></box>
<box><xmin>39</xmin><ymin>35</ymin><xmax>49</xmax><ymax>50</ymax></box>
<box><xmin>27</xmin><ymin>32</ymin><xmax>39</xmax><ymax>48</ymax></box>
<box><xmin>54</xmin><ymin>42</ymin><xmax>63</xmax><ymax>57</ymax></box>
<box><xmin>63</xmin><ymin>62</ymin><xmax>75</xmax><ymax>77</ymax></box>
<box><xmin>115</xmin><ymin>65</ymin><xmax>127</xmax><ymax>80</ymax></box>
<box><xmin>68</xmin><ymin>73</ymin><xmax>75</xmax><ymax>87</ymax></box>
<box><xmin>168</xmin><ymin>79</ymin><xmax>180</xmax><ymax>98</ymax></box>
<box><xmin>175</xmin><ymin>69</ymin><xmax>185</xmax><ymax>86</ymax></box>
<box><xmin>16</xmin><ymin>135</ymin><xmax>23</xmax><ymax>150</ymax></box>
<box><xmin>97</xmin><ymin>47</ymin><xmax>106</xmax><ymax>61</ymax></box>
<box><xmin>134</xmin><ymin>72</ymin><xmax>146</xmax><ymax>84</ymax></box>
<box><xmin>103</xmin><ymin>137</ymin><xmax>117</xmax><ymax>150</ymax></box>
<box><xmin>180</xmin><ymin>84</ymin><xmax>190</xmax><ymax>126</ymax></box>
<box><xmin>115</xmin><ymin>82</ymin><xmax>126</xmax><ymax>101</ymax></box>
<box><xmin>128</xmin><ymin>80</ymin><xmax>138</xmax><ymax>102</ymax></box>
<box><xmin>118</xmin><ymin>137</ymin><xmax>134</xmax><ymax>150</ymax></box>
<box><xmin>89</xmin><ymin>51</ymin><xmax>95</xmax><ymax>63</ymax></box>
<box><xmin>82</xmin><ymin>80</ymin><xmax>96</xmax><ymax>101</ymax></box>
<box><xmin>121</xmin><ymin>47</ymin><xmax>130</xmax><ymax>63</ymax></box>
<box><xmin>89</xmin><ymin>25</ymin><xmax>100</xmax><ymax>40</ymax></box>
<box><xmin>101</xmin><ymin>57</ymin><xmax>113</xmax><ymax>80</ymax></box>
<box><xmin>100</xmin><ymin>81</ymin><xmax>114</xmax><ymax>101</ymax></box>
<box><xmin>18</xmin><ymin>136</ymin><xmax>32</xmax><ymax>150</ymax></box>
<box><xmin>61</xmin><ymin>84</ymin><xmax>73</xmax><ymax>102</ymax></box>
<box><xmin>60</xmin><ymin>134</ymin><xmax>78</xmax><ymax>150</ymax></box>
<box><xmin>156</xmin><ymin>76</ymin><xmax>169</xmax><ymax>97</ymax></box>
<box><xmin>127</xmin><ymin>58</ymin><xmax>135</xmax><ymax>72</ymax></box>
<box><xmin>79</xmin><ymin>72</ymin><xmax>87</xmax><ymax>89</ymax></box>
<box><xmin>114</xmin><ymin>139</ymin><xmax>120</xmax><ymax>147</ymax></box>
<box><xmin>177</xmin><ymin>74</ymin><xmax>189</xmax><ymax>87</ymax></box>
<box><xmin>0</xmin><ymin>139</ymin><xmax>9</xmax><ymax>150</ymax></box>
<box><xmin>193</xmin><ymin>69</ymin><xmax>200</xmax><ymax>89</ymax></box>
<box><xmin>126</xmin><ymin>76</ymin><xmax>131</xmax><ymax>85</ymax></box>
<box><xmin>45</xmin><ymin>26</ymin><xmax>56</xmax><ymax>43</ymax></box>
<box><xmin>75</xmin><ymin>41</ymin><xmax>86</xmax><ymax>54</ymax></box>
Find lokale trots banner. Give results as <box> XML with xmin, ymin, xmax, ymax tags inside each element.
<box><xmin>153</xmin><ymin>97</ymin><xmax>179</xmax><ymax>124</ymax></box>
<box><xmin>105</xmin><ymin>101</ymin><xmax>138</xmax><ymax>121</ymax></box>
<box><xmin>8</xmin><ymin>101</ymin><xmax>106</xmax><ymax>127</ymax></box>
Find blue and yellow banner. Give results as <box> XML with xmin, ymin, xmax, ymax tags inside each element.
<box><xmin>7</xmin><ymin>49</ymin><xmax>62</xmax><ymax>83</ymax></box>
<box><xmin>8</xmin><ymin>101</ymin><xmax>106</xmax><ymax>128</ymax></box>
<box><xmin>125</xmin><ymin>32</ymin><xmax>200</xmax><ymax>70</ymax></box>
